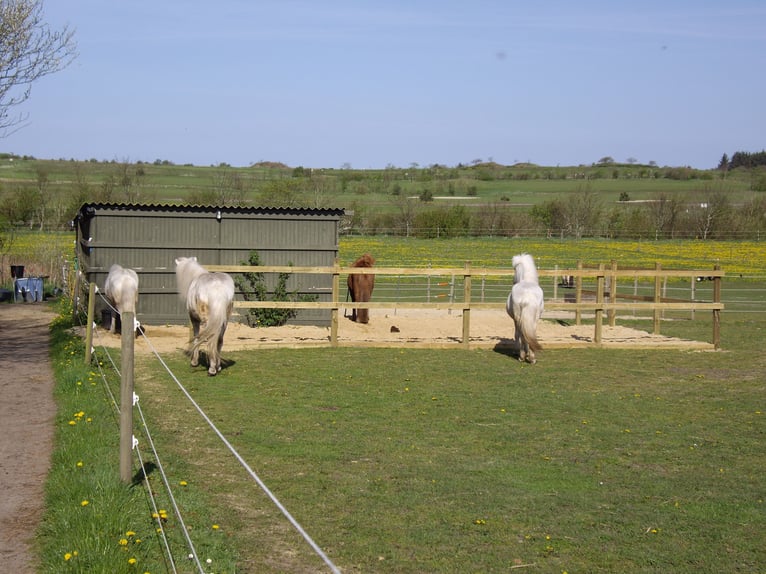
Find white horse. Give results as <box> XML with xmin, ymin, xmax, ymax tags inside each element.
<box><xmin>506</xmin><ymin>253</ymin><xmax>544</xmax><ymax>364</ymax></box>
<box><xmin>175</xmin><ymin>256</ymin><xmax>235</xmax><ymax>376</ymax></box>
<box><xmin>103</xmin><ymin>264</ymin><xmax>139</xmax><ymax>335</ymax></box>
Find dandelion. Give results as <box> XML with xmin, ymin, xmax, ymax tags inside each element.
<box><xmin>68</xmin><ymin>420</ymin><xmax>76</xmax><ymax>426</ymax></box>
<box><xmin>179</xmin><ymin>480</ymin><xmax>188</xmax><ymax>486</ymax></box>
<box><xmin>128</xmin><ymin>557</ymin><xmax>137</xmax><ymax>565</ymax></box>
<box><xmin>64</xmin><ymin>552</ymin><xmax>72</xmax><ymax>561</ymax></box>
<box><xmin>76</xmin><ymin>461</ymin><xmax>83</xmax><ymax>468</ymax></box>
<box><xmin>126</xmin><ymin>531</ymin><xmax>135</xmax><ymax>537</ymax></box>
<box><xmin>212</xmin><ymin>524</ymin><xmax>220</xmax><ymax>530</ymax></box>
<box><xmin>119</xmin><ymin>538</ymin><xmax>128</xmax><ymax>546</ymax></box>
<box><xmin>80</xmin><ymin>500</ymin><xmax>89</xmax><ymax>507</ymax></box>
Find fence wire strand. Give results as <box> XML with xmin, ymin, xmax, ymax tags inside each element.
<box><xmin>82</xmin><ymin>275</ymin><xmax>341</xmax><ymax>572</ymax></box>
<box><xmin>139</xmin><ymin>332</ymin><xmax>342</xmax><ymax>574</ymax></box>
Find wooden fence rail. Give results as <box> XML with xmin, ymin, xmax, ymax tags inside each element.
<box><xmin>205</xmin><ymin>262</ymin><xmax>724</xmax><ymax>350</ymax></box>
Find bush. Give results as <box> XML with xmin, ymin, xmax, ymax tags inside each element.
<box><xmin>234</xmin><ymin>251</ymin><xmax>317</xmax><ymax>327</ymax></box>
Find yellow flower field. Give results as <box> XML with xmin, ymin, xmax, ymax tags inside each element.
<box><xmin>340</xmin><ymin>236</ymin><xmax>766</xmax><ymax>276</ymax></box>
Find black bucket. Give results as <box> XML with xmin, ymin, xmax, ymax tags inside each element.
<box><xmin>11</xmin><ymin>265</ymin><xmax>24</xmax><ymax>279</ymax></box>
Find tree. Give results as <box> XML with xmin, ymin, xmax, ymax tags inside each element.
<box><xmin>0</xmin><ymin>0</ymin><xmax>77</xmax><ymax>134</ymax></box>
<box><xmin>647</xmin><ymin>192</ymin><xmax>682</xmax><ymax>239</ymax></box>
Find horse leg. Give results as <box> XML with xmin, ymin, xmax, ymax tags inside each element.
<box><xmin>189</xmin><ymin>316</ymin><xmax>201</xmax><ymax>367</ymax></box>
<box><xmin>206</xmin><ymin>339</ymin><xmax>218</xmax><ymax>376</ymax></box>
<box><xmin>514</xmin><ymin>318</ymin><xmax>526</xmax><ymax>362</ymax></box>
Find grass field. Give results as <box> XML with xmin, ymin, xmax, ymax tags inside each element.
<box><xmin>0</xmin><ymin>155</ymin><xmax>759</xmax><ymax>219</ymax></box>
<box><xmin>38</xmin><ymin>238</ymin><xmax>766</xmax><ymax>573</ymax></box>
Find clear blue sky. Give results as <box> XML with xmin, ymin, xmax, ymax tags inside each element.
<box><xmin>6</xmin><ymin>1</ymin><xmax>765</xmax><ymax>169</ymax></box>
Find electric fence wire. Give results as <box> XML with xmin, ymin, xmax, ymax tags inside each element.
<box><xmin>84</xmin><ymin>277</ymin><xmax>341</xmax><ymax>572</ymax></box>
<box><xmin>79</xmin><ymin>341</ymin><xmax>183</xmax><ymax>572</ymax></box>
<box><xmin>139</xmin><ymin>331</ymin><xmax>343</xmax><ymax>574</ymax></box>
<box><xmin>80</xmin><ymin>280</ymin><xmax>201</xmax><ymax>572</ymax></box>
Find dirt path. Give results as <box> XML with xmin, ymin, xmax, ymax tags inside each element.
<box><xmin>0</xmin><ymin>303</ymin><xmax>56</xmax><ymax>574</ymax></box>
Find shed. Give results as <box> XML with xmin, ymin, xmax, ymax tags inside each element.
<box><xmin>74</xmin><ymin>203</ymin><xmax>345</xmax><ymax>326</ymax></box>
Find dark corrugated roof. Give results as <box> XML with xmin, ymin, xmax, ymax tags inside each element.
<box><xmin>77</xmin><ymin>202</ymin><xmax>346</xmax><ymax>219</ymax></box>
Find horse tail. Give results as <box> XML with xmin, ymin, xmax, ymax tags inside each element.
<box><xmin>519</xmin><ymin>302</ymin><xmax>542</xmax><ymax>352</ymax></box>
<box><xmin>189</xmin><ymin>274</ymin><xmax>234</xmax><ymax>367</ymax></box>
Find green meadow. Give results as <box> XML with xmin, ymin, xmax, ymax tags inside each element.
<box><xmin>36</xmin><ymin>237</ymin><xmax>766</xmax><ymax>573</ymax></box>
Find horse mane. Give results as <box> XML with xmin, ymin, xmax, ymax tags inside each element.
<box><xmin>351</xmin><ymin>253</ymin><xmax>375</xmax><ymax>268</ymax></box>
<box><xmin>175</xmin><ymin>256</ymin><xmax>207</xmax><ymax>299</ymax></box>
<box><xmin>512</xmin><ymin>253</ymin><xmax>539</xmax><ymax>284</ymax></box>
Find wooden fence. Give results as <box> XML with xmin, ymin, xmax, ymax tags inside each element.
<box><xmin>206</xmin><ymin>262</ymin><xmax>725</xmax><ymax>350</ymax></box>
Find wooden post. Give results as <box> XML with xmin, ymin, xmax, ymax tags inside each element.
<box><xmin>608</xmin><ymin>260</ymin><xmax>617</xmax><ymax>327</ymax></box>
<box><xmin>331</xmin><ymin>259</ymin><xmax>339</xmax><ymax>346</ymax></box>
<box><xmin>553</xmin><ymin>265</ymin><xmax>559</xmax><ymax>302</ymax></box>
<box><xmin>462</xmin><ymin>262</ymin><xmax>471</xmax><ymax>349</ymax></box>
<box><xmin>575</xmin><ymin>261</ymin><xmax>583</xmax><ymax>325</ymax></box>
<box><xmin>713</xmin><ymin>264</ymin><xmax>721</xmax><ymax>350</ymax></box>
<box><xmin>690</xmin><ymin>275</ymin><xmax>696</xmax><ymax>320</ymax></box>
<box><xmin>120</xmin><ymin>311</ymin><xmax>135</xmax><ymax>484</ymax></box>
<box><xmin>594</xmin><ymin>263</ymin><xmax>604</xmax><ymax>344</ymax></box>
<box><xmin>84</xmin><ymin>281</ymin><xmax>96</xmax><ymax>365</ymax></box>
<box><xmin>653</xmin><ymin>262</ymin><xmax>662</xmax><ymax>335</ymax></box>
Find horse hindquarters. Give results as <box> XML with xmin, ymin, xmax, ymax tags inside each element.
<box><xmin>348</xmin><ymin>274</ymin><xmax>374</xmax><ymax>324</ymax></box>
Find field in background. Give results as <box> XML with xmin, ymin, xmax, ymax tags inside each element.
<box><xmin>0</xmin><ymin>155</ymin><xmax>760</xmax><ymax>217</ymax></box>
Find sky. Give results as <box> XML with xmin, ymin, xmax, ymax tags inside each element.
<box><xmin>5</xmin><ymin>1</ymin><xmax>766</xmax><ymax>169</ymax></box>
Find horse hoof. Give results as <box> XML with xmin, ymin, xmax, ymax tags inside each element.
<box><xmin>207</xmin><ymin>370</ymin><xmax>217</xmax><ymax>377</ymax></box>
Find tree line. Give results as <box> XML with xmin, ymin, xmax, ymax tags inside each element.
<box><xmin>350</xmin><ymin>185</ymin><xmax>766</xmax><ymax>241</ymax></box>
<box><xmin>719</xmin><ymin>150</ymin><xmax>766</xmax><ymax>171</ymax></box>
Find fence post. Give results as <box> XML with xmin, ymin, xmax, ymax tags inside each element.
<box><xmin>427</xmin><ymin>264</ymin><xmax>432</xmax><ymax>302</ymax></box>
<box><xmin>608</xmin><ymin>260</ymin><xmax>617</xmax><ymax>327</ymax></box>
<box><xmin>690</xmin><ymin>275</ymin><xmax>696</xmax><ymax>320</ymax></box>
<box><xmin>594</xmin><ymin>263</ymin><xmax>604</xmax><ymax>344</ymax></box>
<box><xmin>713</xmin><ymin>264</ymin><xmax>721</xmax><ymax>349</ymax></box>
<box><xmin>331</xmin><ymin>259</ymin><xmax>339</xmax><ymax>346</ymax></box>
<box><xmin>84</xmin><ymin>281</ymin><xmax>95</xmax><ymax>365</ymax></box>
<box><xmin>462</xmin><ymin>262</ymin><xmax>471</xmax><ymax>348</ymax></box>
<box><xmin>575</xmin><ymin>261</ymin><xmax>583</xmax><ymax>325</ymax></box>
<box><xmin>653</xmin><ymin>262</ymin><xmax>662</xmax><ymax>335</ymax></box>
<box><xmin>120</xmin><ymin>311</ymin><xmax>135</xmax><ymax>484</ymax></box>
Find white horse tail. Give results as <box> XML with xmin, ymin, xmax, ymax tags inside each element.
<box><xmin>518</xmin><ymin>302</ymin><xmax>542</xmax><ymax>352</ymax></box>
<box><xmin>187</xmin><ymin>272</ymin><xmax>234</xmax><ymax>375</ymax></box>
<box><xmin>194</xmin><ymin>287</ymin><xmax>233</xmax><ymax>345</ymax></box>
<box><xmin>104</xmin><ymin>264</ymin><xmax>139</xmax><ymax>333</ymax></box>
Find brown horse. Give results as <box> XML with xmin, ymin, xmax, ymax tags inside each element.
<box><xmin>347</xmin><ymin>253</ymin><xmax>375</xmax><ymax>323</ymax></box>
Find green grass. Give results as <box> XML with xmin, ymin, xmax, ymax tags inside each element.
<box><xmin>37</xmin><ymin>302</ymin><xmax>240</xmax><ymax>573</ymax></box>
<box><xmin>38</xmin><ymin>239</ymin><xmax>766</xmax><ymax>573</ymax></box>
<box><xmin>132</xmin><ymin>317</ymin><xmax>765</xmax><ymax>573</ymax></box>
<box><xmin>0</xmin><ymin>156</ymin><xmax>757</xmax><ymax>215</ymax></box>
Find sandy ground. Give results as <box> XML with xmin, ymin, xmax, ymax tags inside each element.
<box><xmin>0</xmin><ymin>303</ymin><xmax>56</xmax><ymax>574</ymax></box>
<box><xmin>93</xmin><ymin>308</ymin><xmax>714</xmax><ymax>353</ymax></box>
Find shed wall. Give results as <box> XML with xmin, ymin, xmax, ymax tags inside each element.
<box><xmin>76</xmin><ymin>205</ymin><xmax>341</xmax><ymax>326</ymax></box>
